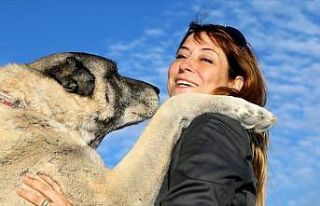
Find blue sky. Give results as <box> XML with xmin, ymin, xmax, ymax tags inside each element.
<box><xmin>1</xmin><ymin>0</ymin><xmax>319</xmax><ymax>205</ymax></box>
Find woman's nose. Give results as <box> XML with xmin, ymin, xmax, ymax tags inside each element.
<box><xmin>178</xmin><ymin>58</ymin><xmax>194</xmax><ymax>73</ymax></box>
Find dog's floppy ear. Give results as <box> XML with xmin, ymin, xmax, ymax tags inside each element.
<box><xmin>31</xmin><ymin>55</ymin><xmax>95</xmax><ymax>96</ymax></box>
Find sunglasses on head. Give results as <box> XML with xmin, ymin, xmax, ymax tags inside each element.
<box><xmin>189</xmin><ymin>23</ymin><xmax>247</xmax><ymax>48</ymax></box>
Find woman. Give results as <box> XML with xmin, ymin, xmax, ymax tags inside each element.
<box><xmin>16</xmin><ymin>22</ymin><xmax>269</xmax><ymax>206</ymax></box>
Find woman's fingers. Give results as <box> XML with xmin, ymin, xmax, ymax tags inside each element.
<box><xmin>38</xmin><ymin>174</ymin><xmax>63</xmax><ymax>195</ymax></box>
<box><xmin>16</xmin><ymin>175</ymin><xmax>73</xmax><ymax>206</ymax></box>
<box><xmin>20</xmin><ymin>175</ymin><xmax>61</xmax><ymax>203</ymax></box>
<box><xmin>15</xmin><ymin>187</ymin><xmax>47</xmax><ymax>206</ymax></box>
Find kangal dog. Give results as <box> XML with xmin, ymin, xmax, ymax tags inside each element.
<box><xmin>0</xmin><ymin>52</ymin><xmax>276</xmax><ymax>205</ymax></box>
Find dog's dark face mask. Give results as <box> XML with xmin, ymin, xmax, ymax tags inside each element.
<box><xmin>29</xmin><ymin>54</ymin><xmax>96</xmax><ymax>97</ymax></box>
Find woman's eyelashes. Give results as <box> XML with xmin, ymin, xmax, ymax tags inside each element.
<box><xmin>175</xmin><ymin>53</ymin><xmax>186</xmax><ymax>59</ymax></box>
<box><xmin>200</xmin><ymin>57</ymin><xmax>214</xmax><ymax>64</ymax></box>
<box><xmin>175</xmin><ymin>51</ymin><xmax>215</xmax><ymax>65</ymax></box>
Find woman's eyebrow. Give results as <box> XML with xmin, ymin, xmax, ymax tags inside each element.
<box><xmin>201</xmin><ymin>47</ymin><xmax>219</xmax><ymax>58</ymax></box>
<box><xmin>202</xmin><ymin>47</ymin><xmax>218</xmax><ymax>54</ymax></box>
<box><xmin>178</xmin><ymin>46</ymin><xmax>190</xmax><ymax>51</ymax></box>
<box><xmin>176</xmin><ymin>46</ymin><xmax>190</xmax><ymax>55</ymax></box>
<box><xmin>177</xmin><ymin>46</ymin><xmax>219</xmax><ymax>57</ymax></box>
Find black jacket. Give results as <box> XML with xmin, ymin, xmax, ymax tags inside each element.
<box><xmin>155</xmin><ymin>113</ymin><xmax>256</xmax><ymax>206</ymax></box>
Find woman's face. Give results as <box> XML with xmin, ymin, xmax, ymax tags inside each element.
<box><xmin>167</xmin><ymin>32</ymin><xmax>238</xmax><ymax>96</ymax></box>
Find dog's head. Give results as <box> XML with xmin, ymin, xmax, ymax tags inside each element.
<box><xmin>28</xmin><ymin>52</ymin><xmax>160</xmax><ymax>148</ymax></box>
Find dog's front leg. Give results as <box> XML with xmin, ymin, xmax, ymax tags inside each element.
<box><xmin>106</xmin><ymin>98</ymin><xmax>191</xmax><ymax>205</ymax></box>
<box><xmin>104</xmin><ymin>93</ymin><xmax>276</xmax><ymax>205</ymax></box>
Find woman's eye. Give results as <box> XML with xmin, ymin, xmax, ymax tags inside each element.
<box><xmin>200</xmin><ymin>57</ymin><xmax>213</xmax><ymax>64</ymax></box>
<box><xmin>175</xmin><ymin>54</ymin><xmax>186</xmax><ymax>59</ymax></box>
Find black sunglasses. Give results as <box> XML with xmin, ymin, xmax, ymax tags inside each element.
<box><xmin>189</xmin><ymin>23</ymin><xmax>247</xmax><ymax>48</ymax></box>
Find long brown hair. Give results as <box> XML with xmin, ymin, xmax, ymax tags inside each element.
<box><xmin>179</xmin><ymin>22</ymin><xmax>269</xmax><ymax>206</ymax></box>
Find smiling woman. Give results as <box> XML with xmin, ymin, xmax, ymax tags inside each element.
<box><xmin>158</xmin><ymin>22</ymin><xmax>269</xmax><ymax>206</ymax></box>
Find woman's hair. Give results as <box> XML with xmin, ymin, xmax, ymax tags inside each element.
<box><xmin>178</xmin><ymin>22</ymin><xmax>269</xmax><ymax>206</ymax></box>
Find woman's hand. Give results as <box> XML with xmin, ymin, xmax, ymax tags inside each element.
<box><xmin>15</xmin><ymin>173</ymin><xmax>73</xmax><ymax>206</ymax></box>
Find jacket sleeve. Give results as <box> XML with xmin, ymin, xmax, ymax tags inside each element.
<box><xmin>158</xmin><ymin>113</ymin><xmax>255</xmax><ymax>206</ymax></box>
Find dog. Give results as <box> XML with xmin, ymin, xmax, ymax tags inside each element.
<box><xmin>0</xmin><ymin>52</ymin><xmax>276</xmax><ymax>205</ymax></box>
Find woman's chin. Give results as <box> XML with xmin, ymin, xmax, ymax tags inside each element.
<box><xmin>170</xmin><ymin>87</ymin><xmax>197</xmax><ymax>96</ymax></box>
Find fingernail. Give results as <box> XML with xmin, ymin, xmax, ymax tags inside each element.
<box><xmin>21</xmin><ymin>175</ymin><xmax>28</xmax><ymax>181</ymax></box>
<box><xmin>15</xmin><ymin>187</ymin><xmax>22</xmax><ymax>193</ymax></box>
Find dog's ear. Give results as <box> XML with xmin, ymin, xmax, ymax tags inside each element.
<box><xmin>31</xmin><ymin>56</ymin><xmax>95</xmax><ymax>96</ymax></box>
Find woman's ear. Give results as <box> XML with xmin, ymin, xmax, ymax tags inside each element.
<box><xmin>230</xmin><ymin>76</ymin><xmax>244</xmax><ymax>91</ymax></box>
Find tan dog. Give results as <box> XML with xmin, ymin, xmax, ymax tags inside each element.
<box><xmin>0</xmin><ymin>52</ymin><xmax>276</xmax><ymax>205</ymax></box>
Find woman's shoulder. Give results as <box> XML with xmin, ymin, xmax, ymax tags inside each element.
<box><xmin>189</xmin><ymin>112</ymin><xmax>244</xmax><ymax>129</ymax></box>
<box><xmin>187</xmin><ymin>112</ymin><xmax>249</xmax><ymax>138</ymax></box>
<box><xmin>174</xmin><ymin>112</ymin><xmax>254</xmax><ymax>183</ymax></box>
<box><xmin>181</xmin><ymin>112</ymin><xmax>251</xmax><ymax>158</ymax></box>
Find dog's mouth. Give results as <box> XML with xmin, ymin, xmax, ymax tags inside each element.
<box><xmin>88</xmin><ymin>136</ymin><xmax>104</xmax><ymax>149</ymax></box>
<box><xmin>87</xmin><ymin>107</ymin><xmax>158</xmax><ymax>149</ymax></box>
<box><xmin>131</xmin><ymin>111</ymin><xmax>154</xmax><ymax>119</ymax></box>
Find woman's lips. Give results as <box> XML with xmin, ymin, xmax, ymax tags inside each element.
<box><xmin>175</xmin><ymin>79</ymin><xmax>198</xmax><ymax>87</ymax></box>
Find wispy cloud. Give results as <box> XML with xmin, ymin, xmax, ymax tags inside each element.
<box><xmin>145</xmin><ymin>28</ymin><xmax>165</xmax><ymax>37</ymax></box>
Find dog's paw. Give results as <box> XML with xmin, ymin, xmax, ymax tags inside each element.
<box><xmin>164</xmin><ymin>93</ymin><xmax>276</xmax><ymax>133</ymax></box>
<box><xmin>234</xmin><ymin>101</ymin><xmax>276</xmax><ymax>133</ymax></box>
<box><xmin>205</xmin><ymin>94</ymin><xmax>276</xmax><ymax>133</ymax></box>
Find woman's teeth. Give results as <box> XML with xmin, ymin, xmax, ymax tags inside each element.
<box><xmin>176</xmin><ymin>80</ymin><xmax>197</xmax><ymax>87</ymax></box>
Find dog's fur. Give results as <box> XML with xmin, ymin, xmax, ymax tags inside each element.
<box><xmin>0</xmin><ymin>52</ymin><xmax>276</xmax><ymax>205</ymax></box>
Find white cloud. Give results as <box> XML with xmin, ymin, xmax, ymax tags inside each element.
<box><xmin>145</xmin><ymin>28</ymin><xmax>165</xmax><ymax>37</ymax></box>
<box><xmin>107</xmin><ymin>36</ymin><xmax>147</xmax><ymax>55</ymax></box>
<box><xmin>288</xmin><ymin>189</ymin><xmax>320</xmax><ymax>206</ymax></box>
